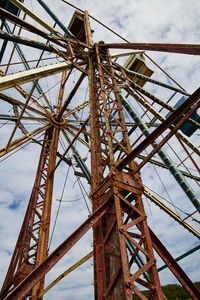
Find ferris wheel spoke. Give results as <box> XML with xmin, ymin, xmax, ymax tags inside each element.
<box><xmin>0</xmin><ymin>30</ymin><xmax>55</xmax><ymax>53</ymax></box>
<box><xmin>144</xmin><ymin>188</ymin><xmax>200</xmax><ymax>239</ymax></box>
<box><xmin>0</xmin><ymin>8</ymin><xmax>67</xmax><ymax>50</ymax></box>
<box><xmin>124</xmin><ymin>85</ymin><xmax>200</xmax><ymax>156</ymax></box>
<box><xmin>102</xmin><ymin>42</ymin><xmax>200</xmax><ymax>55</ymax></box>
<box><xmin>116</xmin><ymin>63</ymin><xmax>190</xmax><ymax>96</ymax></box>
<box><xmin>137</xmin><ymin>154</ymin><xmax>200</xmax><ymax>182</ymax></box>
<box><xmin>0</xmin><ymin>92</ymin><xmax>48</xmax><ymax>117</ymax></box>
<box><xmin>9</xmin><ymin>0</ymin><xmax>59</xmax><ymax>35</ymax></box>
<box><xmin>0</xmin><ymin>124</ymin><xmax>51</xmax><ymax>158</ymax></box>
<box><xmin>52</xmin><ymin>117</ymin><xmax>89</xmax><ymax>173</ymax></box>
<box><xmin>118</xmin><ymin>88</ymin><xmax>200</xmax><ymax>170</ymax></box>
<box><xmin>63</xmin><ymin>100</ymin><xmax>89</xmax><ymax>118</ymax></box>
<box><xmin>57</xmin><ymin>72</ymin><xmax>86</xmax><ymax>120</ymax></box>
<box><xmin>6</xmin><ymin>80</ymin><xmax>39</xmax><ymax>149</ymax></box>
<box><xmin>0</xmin><ymin>114</ymin><xmax>48</xmax><ymax>122</ymax></box>
<box><xmin>65</xmin><ymin>122</ymin><xmax>90</xmax><ymax>139</ymax></box>
<box><xmin>0</xmin><ymin>50</ymin><xmax>53</xmax><ymax>115</ymax></box>
<box><xmin>0</xmin><ymin>61</ymin><xmax>75</xmax><ymax>91</ymax></box>
<box><xmin>63</xmin><ymin>126</ymin><xmax>90</xmax><ymax>149</ymax></box>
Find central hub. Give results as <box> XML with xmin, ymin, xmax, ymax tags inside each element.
<box><xmin>50</xmin><ymin>113</ymin><xmax>66</xmax><ymax>126</ymax></box>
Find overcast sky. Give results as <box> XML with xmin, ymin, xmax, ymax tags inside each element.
<box><xmin>0</xmin><ymin>0</ymin><xmax>200</xmax><ymax>299</ymax></box>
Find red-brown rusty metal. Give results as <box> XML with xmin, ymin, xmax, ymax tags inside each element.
<box><xmin>4</xmin><ymin>198</ymin><xmax>111</xmax><ymax>300</ymax></box>
<box><xmin>118</xmin><ymin>87</ymin><xmax>200</xmax><ymax>170</ymax></box>
<box><xmin>177</xmin><ymin>137</ymin><xmax>200</xmax><ymax>175</ymax></box>
<box><xmin>149</xmin><ymin>228</ymin><xmax>200</xmax><ymax>299</ymax></box>
<box><xmin>131</xmin><ymin>99</ymin><xmax>200</xmax><ymax>175</ymax></box>
<box><xmin>89</xmin><ymin>43</ymin><xmax>163</xmax><ymax>299</ymax></box>
<box><xmin>1</xmin><ymin>10</ymin><xmax>199</xmax><ymax>300</ymax></box>
<box><xmin>102</xmin><ymin>42</ymin><xmax>200</xmax><ymax>55</ymax></box>
<box><xmin>0</xmin><ymin>128</ymin><xmax>54</xmax><ymax>300</ymax></box>
<box><xmin>0</xmin><ymin>8</ymin><xmax>66</xmax><ymax>49</ymax></box>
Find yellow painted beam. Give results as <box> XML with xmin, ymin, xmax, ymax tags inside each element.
<box><xmin>0</xmin><ymin>61</ymin><xmax>86</xmax><ymax>91</ymax></box>
<box><xmin>144</xmin><ymin>188</ymin><xmax>200</xmax><ymax>239</ymax></box>
<box><xmin>9</xmin><ymin>0</ymin><xmax>59</xmax><ymax>35</ymax></box>
<box><xmin>39</xmin><ymin>251</ymin><xmax>93</xmax><ymax>297</ymax></box>
<box><xmin>0</xmin><ymin>124</ymin><xmax>50</xmax><ymax>157</ymax></box>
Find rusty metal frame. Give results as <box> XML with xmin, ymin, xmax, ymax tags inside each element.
<box><xmin>102</xmin><ymin>42</ymin><xmax>200</xmax><ymax>55</ymax></box>
<box><xmin>4</xmin><ymin>198</ymin><xmax>111</xmax><ymax>300</ymax></box>
<box><xmin>0</xmin><ymin>128</ymin><xmax>54</xmax><ymax>299</ymax></box>
<box><xmin>0</xmin><ymin>7</ymin><xmax>199</xmax><ymax>300</ymax></box>
<box><xmin>118</xmin><ymin>87</ymin><xmax>200</xmax><ymax>170</ymax></box>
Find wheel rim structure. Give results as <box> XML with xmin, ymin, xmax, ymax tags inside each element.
<box><xmin>0</xmin><ymin>1</ymin><xmax>200</xmax><ymax>300</ymax></box>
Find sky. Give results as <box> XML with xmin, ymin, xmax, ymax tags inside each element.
<box><xmin>0</xmin><ymin>0</ymin><xmax>200</xmax><ymax>299</ymax></box>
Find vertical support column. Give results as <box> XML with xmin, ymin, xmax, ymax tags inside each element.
<box><xmin>89</xmin><ymin>43</ymin><xmax>164</xmax><ymax>299</ymax></box>
<box><xmin>31</xmin><ymin>125</ymin><xmax>60</xmax><ymax>299</ymax></box>
<box><xmin>0</xmin><ymin>128</ymin><xmax>54</xmax><ymax>299</ymax></box>
<box><xmin>31</xmin><ymin>71</ymin><xmax>67</xmax><ymax>299</ymax></box>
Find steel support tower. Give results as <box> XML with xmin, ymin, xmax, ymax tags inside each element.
<box><xmin>0</xmin><ymin>1</ymin><xmax>200</xmax><ymax>299</ymax></box>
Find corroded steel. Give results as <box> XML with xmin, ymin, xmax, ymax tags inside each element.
<box><xmin>103</xmin><ymin>42</ymin><xmax>200</xmax><ymax>55</ymax></box>
<box><xmin>39</xmin><ymin>251</ymin><xmax>93</xmax><ymax>297</ymax></box>
<box><xmin>3</xmin><ymin>198</ymin><xmax>111</xmax><ymax>300</ymax></box>
<box><xmin>9</xmin><ymin>0</ymin><xmax>59</xmax><ymax>34</ymax></box>
<box><xmin>0</xmin><ymin>128</ymin><xmax>54</xmax><ymax>299</ymax></box>
<box><xmin>0</xmin><ymin>62</ymin><xmax>80</xmax><ymax>91</ymax></box>
<box><xmin>0</xmin><ymin>7</ymin><xmax>199</xmax><ymax>300</ymax></box>
<box><xmin>89</xmin><ymin>43</ymin><xmax>163</xmax><ymax>299</ymax></box>
<box><xmin>150</xmin><ymin>229</ymin><xmax>200</xmax><ymax>299</ymax></box>
<box><xmin>118</xmin><ymin>87</ymin><xmax>200</xmax><ymax>171</ymax></box>
<box><xmin>0</xmin><ymin>8</ymin><xmax>65</xmax><ymax>48</ymax></box>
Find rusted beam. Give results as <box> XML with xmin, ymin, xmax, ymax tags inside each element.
<box><xmin>0</xmin><ymin>8</ymin><xmax>65</xmax><ymax>48</ymax></box>
<box><xmin>117</xmin><ymin>87</ymin><xmax>200</xmax><ymax>170</ymax></box>
<box><xmin>56</xmin><ymin>72</ymin><xmax>86</xmax><ymax>121</ymax></box>
<box><xmin>39</xmin><ymin>251</ymin><xmax>93</xmax><ymax>297</ymax></box>
<box><xmin>52</xmin><ymin>117</ymin><xmax>89</xmax><ymax>173</ymax></box>
<box><xmin>4</xmin><ymin>198</ymin><xmax>111</xmax><ymax>300</ymax></box>
<box><xmin>102</xmin><ymin>43</ymin><xmax>200</xmax><ymax>55</ymax></box>
<box><xmin>9</xmin><ymin>0</ymin><xmax>59</xmax><ymax>35</ymax></box>
<box><xmin>150</xmin><ymin>228</ymin><xmax>200</xmax><ymax>299</ymax></box>
<box><xmin>0</xmin><ymin>31</ymin><xmax>54</xmax><ymax>52</ymax></box>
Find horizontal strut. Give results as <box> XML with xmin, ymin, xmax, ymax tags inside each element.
<box><xmin>102</xmin><ymin>43</ymin><xmax>200</xmax><ymax>55</ymax></box>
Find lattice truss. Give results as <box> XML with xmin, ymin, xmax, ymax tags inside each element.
<box><xmin>0</xmin><ymin>1</ymin><xmax>200</xmax><ymax>300</ymax></box>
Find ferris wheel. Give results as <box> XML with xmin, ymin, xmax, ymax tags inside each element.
<box><xmin>0</xmin><ymin>1</ymin><xmax>200</xmax><ymax>299</ymax></box>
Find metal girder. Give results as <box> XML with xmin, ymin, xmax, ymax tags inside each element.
<box><xmin>89</xmin><ymin>44</ymin><xmax>163</xmax><ymax>300</ymax></box>
<box><xmin>9</xmin><ymin>0</ymin><xmax>59</xmax><ymax>35</ymax></box>
<box><xmin>37</xmin><ymin>0</ymin><xmax>75</xmax><ymax>39</ymax></box>
<box><xmin>57</xmin><ymin>71</ymin><xmax>86</xmax><ymax>120</ymax></box>
<box><xmin>0</xmin><ymin>124</ymin><xmax>50</xmax><ymax>158</ymax></box>
<box><xmin>0</xmin><ymin>22</ymin><xmax>53</xmax><ymax>112</ymax></box>
<box><xmin>121</xmin><ymin>65</ymin><xmax>190</xmax><ymax>96</ymax></box>
<box><xmin>117</xmin><ymin>87</ymin><xmax>200</xmax><ymax>170</ymax></box>
<box><xmin>53</xmin><ymin>117</ymin><xmax>89</xmax><ymax>173</ymax></box>
<box><xmin>0</xmin><ymin>61</ymin><xmax>83</xmax><ymax>91</ymax></box>
<box><xmin>158</xmin><ymin>245</ymin><xmax>200</xmax><ymax>272</ymax></box>
<box><xmin>0</xmin><ymin>8</ymin><xmax>66</xmax><ymax>48</ymax></box>
<box><xmin>144</xmin><ymin>188</ymin><xmax>200</xmax><ymax>239</ymax></box>
<box><xmin>150</xmin><ymin>228</ymin><xmax>200</xmax><ymax>299</ymax></box>
<box><xmin>121</xmin><ymin>95</ymin><xmax>200</xmax><ymax>214</ymax></box>
<box><xmin>0</xmin><ymin>128</ymin><xmax>55</xmax><ymax>299</ymax></box>
<box><xmin>4</xmin><ymin>198</ymin><xmax>111</xmax><ymax>300</ymax></box>
<box><xmin>122</xmin><ymin>82</ymin><xmax>200</xmax><ymax>156</ymax></box>
<box><xmin>39</xmin><ymin>251</ymin><xmax>93</xmax><ymax>297</ymax></box>
<box><xmin>102</xmin><ymin>42</ymin><xmax>200</xmax><ymax>55</ymax></box>
<box><xmin>0</xmin><ymin>31</ymin><xmax>54</xmax><ymax>52</ymax></box>
<box><xmin>0</xmin><ymin>92</ymin><xmax>47</xmax><ymax>117</ymax></box>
